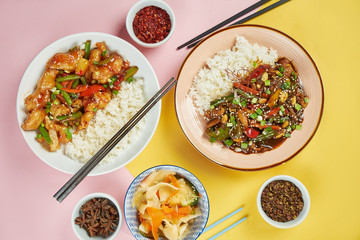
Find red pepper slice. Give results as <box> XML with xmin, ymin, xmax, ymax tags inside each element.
<box><xmin>245</xmin><ymin>127</ymin><xmax>260</xmax><ymax>138</ymax></box>
<box><xmin>79</xmin><ymin>84</ymin><xmax>105</xmax><ymax>97</ymax></box>
<box><xmin>233</xmin><ymin>82</ymin><xmax>259</xmax><ymax>95</ymax></box>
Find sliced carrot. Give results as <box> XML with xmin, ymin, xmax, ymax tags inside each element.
<box><xmin>163</xmin><ymin>174</ymin><xmax>171</xmax><ymax>183</ymax></box>
<box><xmin>168</xmin><ymin>174</ymin><xmax>180</xmax><ymax>188</ymax></box>
<box><xmin>146</xmin><ymin>207</ymin><xmax>165</xmax><ymax>240</ymax></box>
<box><xmin>178</xmin><ymin>206</ymin><xmax>192</xmax><ymax>216</ymax></box>
<box><xmin>143</xmin><ymin>220</ymin><xmax>152</xmax><ymax>232</ymax></box>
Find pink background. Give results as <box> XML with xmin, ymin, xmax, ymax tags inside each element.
<box><xmin>0</xmin><ymin>0</ymin><xmax>258</xmax><ymax>239</ymax></box>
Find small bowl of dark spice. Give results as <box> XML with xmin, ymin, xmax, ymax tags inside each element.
<box><xmin>126</xmin><ymin>0</ymin><xmax>175</xmax><ymax>48</ymax></box>
<box><xmin>72</xmin><ymin>193</ymin><xmax>122</xmax><ymax>239</ymax></box>
<box><xmin>257</xmin><ymin>175</ymin><xmax>310</xmax><ymax>228</ymax></box>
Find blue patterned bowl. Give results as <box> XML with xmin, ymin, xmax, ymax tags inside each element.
<box><xmin>124</xmin><ymin>165</ymin><xmax>210</xmax><ymax>240</ymax></box>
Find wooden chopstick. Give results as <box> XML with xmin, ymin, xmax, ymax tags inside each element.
<box><xmin>176</xmin><ymin>0</ymin><xmax>270</xmax><ymax>50</ymax></box>
<box><xmin>53</xmin><ymin>77</ymin><xmax>177</xmax><ymax>203</ymax></box>
<box><xmin>186</xmin><ymin>0</ymin><xmax>291</xmax><ymax>49</ymax></box>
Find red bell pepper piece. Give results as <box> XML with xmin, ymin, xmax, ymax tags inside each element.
<box><xmin>61</xmin><ymin>84</ymin><xmax>88</xmax><ymax>93</ymax></box>
<box><xmin>233</xmin><ymin>82</ymin><xmax>259</xmax><ymax>95</ymax></box>
<box><xmin>79</xmin><ymin>84</ymin><xmax>105</xmax><ymax>97</ymax></box>
<box><xmin>245</xmin><ymin>127</ymin><xmax>260</xmax><ymax>138</ymax></box>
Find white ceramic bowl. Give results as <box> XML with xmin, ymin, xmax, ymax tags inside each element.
<box><xmin>257</xmin><ymin>175</ymin><xmax>310</xmax><ymax>228</ymax></box>
<box><xmin>124</xmin><ymin>165</ymin><xmax>210</xmax><ymax>240</ymax></box>
<box><xmin>72</xmin><ymin>193</ymin><xmax>122</xmax><ymax>240</ymax></box>
<box><xmin>16</xmin><ymin>32</ymin><xmax>161</xmax><ymax>175</ymax></box>
<box><xmin>126</xmin><ymin>0</ymin><xmax>175</xmax><ymax>48</ymax></box>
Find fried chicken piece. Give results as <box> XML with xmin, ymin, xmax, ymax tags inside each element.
<box><xmin>21</xmin><ymin>109</ymin><xmax>46</xmax><ymax>130</ymax></box>
<box><xmin>46</xmin><ymin>49</ymin><xmax>85</xmax><ymax>71</ymax></box>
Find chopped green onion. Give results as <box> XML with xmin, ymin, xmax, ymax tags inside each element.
<box><xmin>93</xmin><ymin>108</ymin><xmax>97</xmax><ymax>112</ymax></box>
<box><xmin>127</xmin><ymin>76</ymin><xmax>134</xmax><ymax>83</ymax></box>
<box><xmin>232</xmin><ymin>98</ymin><xmax>240</xmax><ymax>105</ymax></box>
<box><xmin>304</xmin><ymin>97</ymin><xmax>309</xmax><ymax>103</ymax></box>
<box><xmin>49</xmin><ymin>115</ymin><xmax>54</xmax><ymax>120</ymax></box>
<box><xmin>102</xmin><ymin>50</ymin><xmax>108</xmax><ymax>57</ymax></box>
<box><xmin>278</xmin><ymin>66</ymin><xmax>285</xmax><ymax>73</ymax></box>
<box><xmin>210</xmin><ymin>105</ymin><xmax>215</xmax><ymax>110</ymax></box>
<box><xmin>241</xmin><ymin>142</ymin><xmax>248</xmax><ymax>149</ymax></box>
<box><xmin>210</xmin><ymin>137</ymin><xmax>217</xmax><ymax>143</ymax></box>
<box><xmin>53</xmin><ymin>99</ymin><xmax>59</xmax><ymax>105</ymax></box>
<box><xmin>295</xmin><ymin>103</ymin><xmax>302</xmax><ymax>111</ymax></box>
<box><xmin>249</xmin><ymin>113</ymin><xmax>258</xmax><ymax>119</ymax></box>
<box><xmin>241</xmin><ymin>100</ymin><xmax>247</xmax><ymax>107</ymax></box>
<box><xmin>266</xmin><ymin>89</ymin><xmax>271</xmax><ymax>95</ymax></box>
<box><xmin>230</xmin><ymin>116</ymin><xmax>236</xmax><ymax>126</ymax></box>
<box><xmin>251</xmin><ymin>78</ymin><xmax>257</xmax><ymax>83</ymax></box>
<box><xmin>264</xmin><ymin>80</ymin><xmax>271</xmax><ymax>86</ymax></box>
<box><xmin>277</xmin><ymin>72</ymin><xmax>283</xmax><ymax>77</ymax></box>
<box><xmin>251</xmin><ymin>98</ymin><xmax>258</xmax><ymax>104</ymax></box>
<box><xmin>260</xmin><ymin>120</ymin><xmax>266</xmax><ymax>126</ymax></box>
<box><xmin>53</xmin><ymin>90</ymin><xmax>60</xmax><ymax>95</ymax></box>
<box><xmin>112</xmin><ymin>90</ymin><xmax>119</xmax><ymax>95</ymax></box>
<box><xmin>281</xmin><ymin>81</ymin><xmax>291</xmax><ymax>90</ymax></box>
<box><xmin>280</xmin><ymin>105</ymin><xmax>285</xmax><ymax>113</ymax></box>
<box><xmin>65</xmin><ymin>127</ymin><xmax>72</xmax><ymax>140</ymax></box>
<box><xmin>224</xmin><ymin>139</ymin><xmax>234</xmax><ymax>146</ymax></box>
<box><xmin>51</xmin><ymin>93</ymin><xmax>56</xmax><ymax>100</ymax></box>
<box><xmin>285</xmin><ymin>132</ymin><xmax>291</xmax><ymax>138</ymax></box>
<box><xmin>50</xmin><ymin>87</ymin><xmax>57</xmax><ymax>92</ymax></box>
<box><xmin>256</xmin><ymin>108</ymin><xmax>263</xmax><ymax>115</ymax></box>
<box><xmin>291</xmin><ymin>71</ymin><xmax>297</xmax><ymax>79</ymax></box>
<box><xmin>286</xmin><ymin>126</ymin><xmax>292</xmax><ymax>132</ymax></box>
<box><xmin>40</xmin><ymin>122</ymin><xmax>44</xmax><ymax>127</ymax></box>
<box><xmin>69</xmin><ymin>93</ymin><xmax>78</xmax><ymax>99</ymax></box>
<box><xmin>93</xmin><ymin>61</ymin><xmax>99</xmax><ymax>65</ymax></box>
<box><xmin>103</xmin><ymin>84</ymin><xmax>108</xmax><ymax>88</ymax></box>
<box><xmin>226</xmin><ymin>122</ymin><xmax>233</xmax><ymax>127</ymax></box>
<box><xmin>264</xmin><ymin>126</ymin><xmax>273</xmax><ymax>134</ymax></box>
<box><xmin>295</xmin><ymin>125</ymin><xmax>302</xmax><ymax>130</ymax></box>
<box><xmin>253</xmin><ymin>61</ymin><xmax>257</xmax><ymax>67</ymax></box>
<box><xmin>292</xmin><ymin>125</ymin><xmax>296</xmax><ymax>130</ymax></box>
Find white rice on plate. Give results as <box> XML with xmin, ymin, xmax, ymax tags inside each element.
<box><xmin>188</xmin><ymin>36</ymin><xmax>278</xmax><ymax>115</ymax></box>
<box><xmin>64</xmin><ymin>78</ymin><xmax>146</xmax><ymax>164</ymax></box>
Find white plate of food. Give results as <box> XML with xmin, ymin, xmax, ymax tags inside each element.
<box><xmin>175</xmin><ymin>25</ymin><xmax>324</xmax><ymax>170</ymax></box>
<box><xmin>16</xmin><ymin>32</ymin><xmax>160</xmax><ymax>175</ymax></box>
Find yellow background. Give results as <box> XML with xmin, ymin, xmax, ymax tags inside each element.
<box><xmin>127</xmin><ymin>0</ymin><xmax>360</xmax><ymax>239</ymax></box>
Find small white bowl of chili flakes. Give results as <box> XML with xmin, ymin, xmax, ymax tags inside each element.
<box><xmin>257</xmin><ymin>175</ymin><xmax>310</xmax><ymax>228</ymax></box>
<box><xmin>126</xmin><ymin>0</ymin><xmax>175</xmax><ymax>48</ymax></box>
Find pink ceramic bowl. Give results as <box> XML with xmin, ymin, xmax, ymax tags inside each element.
<box><xmin>175</xmin><ymin>24</ymin><xmax>324</xmax><ymax>170</ymax></box>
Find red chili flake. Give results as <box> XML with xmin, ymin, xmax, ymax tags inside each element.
<box><xmin>133</xmin><ymin>6</ymin><xmax>171</xmax><ymax>44</ymax></box>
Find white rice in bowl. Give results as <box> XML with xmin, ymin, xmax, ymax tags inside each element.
<box><xmin>189</xmin><ymin>36</ymin><xmax>278</xmax><ymax>115</ymax></box>
<box><xmin>64</xmin><ymin>78</ymin><xmax>146</xmax><ymax>164</ymax></box>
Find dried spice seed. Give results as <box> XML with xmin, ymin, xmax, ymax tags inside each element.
<box><xmin>261</xmin><ymin>180</ymin><xmax>304</xmax><ymax>222</ymax></box>
<box><xmin>133</xmin><ymin>6</ymin><xmax>171</xmax><ymax>43</ymax></box>
<box><xmin>75</xmin><ymin>197</ymin><xmax>119</xmax><ymax>238</ymax></box>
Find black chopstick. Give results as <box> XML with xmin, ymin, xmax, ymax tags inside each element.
<box><xmin>176</xmin><ymin>0</ymin><xmax>270</xmax><ymax>50</ymax></box>
<box><xmin>54</xmin><ymin>77</ymin><xmax>177</xmax><ymax>203</ymax></box>
<box><xmin>186</xmin><ymin>0</ymin><xmax>291</xmax><ymax>49</ymax></box>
